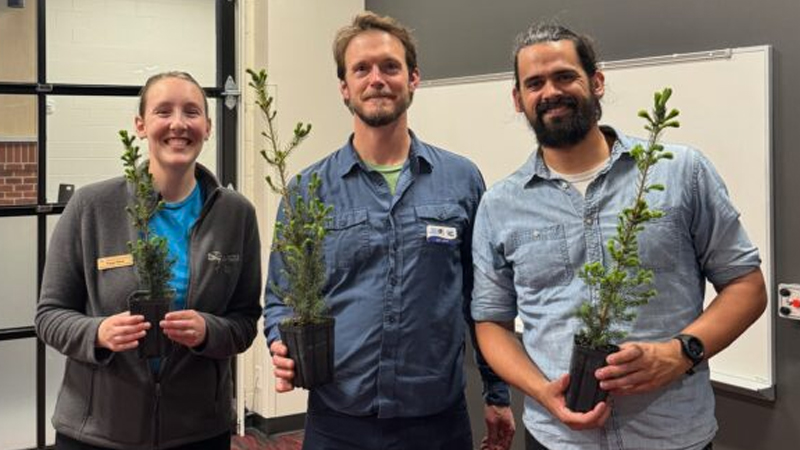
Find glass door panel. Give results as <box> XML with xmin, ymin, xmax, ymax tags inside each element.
<box><xmin>0</xmin><ymin>217</ymin><xmax>37</xmax><ymax>328</ymax></box>
<box><xmin>45</xmin><ymin>96</ymin><xmax>218</xmax><ymax>203</ymax></box>
<box><xmin>0</xmin><ymin>339</ymin><xmax>37</xmax><ymax>450</ymax></box>
<box><xmin>46</xmin><ymin>0</ymin><xmax>217</xmax><ymax>86</ymax></box>
<box><xmin>0</xmin><ymin>3</ymin><xmax>37</xmax><ymax>83</ymax></box>
<box><xmin>0</xmin><ymin>95</ymin><xmax>38</xmax><ymax>207</ymax></box>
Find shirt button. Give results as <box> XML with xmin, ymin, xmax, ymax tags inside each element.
<box><xmin>584</xmin><ymin>217</ymin><xmax>593</xmax><ymax>225</ymax></box>
<box><xmin>561</xmin><ymin>181</ymin><xmax>569</xmax><ymax>190</ymax></box>
<box><xmin>387</xmin><ymin>316</ymin><xmax>395</xmax><ymax>324</ymax></box>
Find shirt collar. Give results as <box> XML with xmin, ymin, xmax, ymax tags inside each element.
<box><xmin>523</xmin><ymin>125</ymin><xmax>632</xmax><ymax>187</ymax></box>
<box><xmin>336</xmin><ymin>129</ymin><xmax>433</xmax><ymax>178</ymax></box>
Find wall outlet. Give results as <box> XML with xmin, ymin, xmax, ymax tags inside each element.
<box><xmin>778</xmin><ymin>283</ymin><xmax>800</xmax><ymax>320</ymax></box>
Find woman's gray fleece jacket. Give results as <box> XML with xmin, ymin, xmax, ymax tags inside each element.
<box><xmin>35</xmin><ymin>165</ymin><xmax>262</xmax><ymax>449</ymax></box>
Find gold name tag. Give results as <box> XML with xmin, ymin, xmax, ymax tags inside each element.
<box><xmin>97</xmin><ymin>254</ymin><xmax>134</xmax><ymax>271</ymax></box>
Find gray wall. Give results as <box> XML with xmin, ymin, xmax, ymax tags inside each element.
<box><xmin>366</xmin><ymin>1</ymin><xmax>800</xmax><ymax>449</ymax></box>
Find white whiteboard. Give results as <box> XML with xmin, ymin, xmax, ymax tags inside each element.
<box><xmin>410</xmin><ymin>46</ymin><xmax>774</xmax><ymax>397</ymax></box>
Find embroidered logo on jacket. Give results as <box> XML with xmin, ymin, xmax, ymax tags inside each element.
<box><xmin>207</xmin><ymin>251</ymin><xmax>241</xmax><ymax>273</ymax></box>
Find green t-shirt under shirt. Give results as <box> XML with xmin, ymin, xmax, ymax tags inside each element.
<box><xmin>364</xmin><ymin>160</ymin><xmax>404</xmax><ymax>195</ymax></box>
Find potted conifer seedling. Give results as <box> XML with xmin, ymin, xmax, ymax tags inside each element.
<box><xmin>119</xmin><ymin>130</ymin><xmax>175</xmax><ymax>359</ymax></box>
<box><xmin>248</xmin><ymin>68</ymin><xmax>335</xmax><ymax>389</ymax></box>
<box><xmin>565</xmin><ymin>88</ymin><xmax>679</xmax><ymax>412</ymax></box>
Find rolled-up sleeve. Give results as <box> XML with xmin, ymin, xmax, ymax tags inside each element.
<box><xmin>690</xmin><ymin>150</ymin><xmax>761</xmax><ymax>287</ymax></box>
<box><xmin>471</xmin><ymin>195</ymin><xmax>518</xmax><ymax>323</ymax></box>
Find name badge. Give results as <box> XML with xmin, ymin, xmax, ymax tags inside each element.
<box><xmin>426</xmin><ymin>225</ymin><xmax>458</xmax><ymax>245</ymax></box>
<box><xmin>97</xmin><ymin>254</ymin><xmax>134</xmax><ymax>271</ymax></box>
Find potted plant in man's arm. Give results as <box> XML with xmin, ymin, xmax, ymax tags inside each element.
<box><xmin>248</xmin><ymin>68</ymin><xmax>335</xmax><ymax>389</ymax></box>
<box><xmin>119</xmin><ymin>130</ymin><xmax>175</xmax><ymax>359</ymax></box>
<box><xmin>566</xmin><ymin>88</ymin><xmax>679</xmax><ymax>412</ymax></box>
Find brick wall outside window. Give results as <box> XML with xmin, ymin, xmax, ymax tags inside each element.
<box><xmin>0</xmin><ymin>142</ymin><xmax>38</xmax><ymax>206</ymax></box>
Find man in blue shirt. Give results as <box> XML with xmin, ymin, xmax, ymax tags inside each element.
<box><xmin>471</xmin><ymin>23</ymin><xmax>767</xmax><ymax>450</ymax></box>
<box><xmin>264</xmin><ymin>12</ymin><xmax>514</xmax><ymax>450</ymax></box>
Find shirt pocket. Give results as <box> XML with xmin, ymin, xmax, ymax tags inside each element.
<box><xmin>325</xmin><ymin>208</ymin><xmax>370</xmax><ymax>270</ymax></box>
<box><xmin>508</xmin><ymin>224</ymin><xmax>573</xmax><ymax>289</ymax></box>
<box><xmin>637</xmin><ymin>207</ymin><xmax>682</xmax><ymax>272</ymax></box>
<box><xmin>415</xmin><ymin>203</ymin><xmax>467</xmax><ymax>259</ymax></box>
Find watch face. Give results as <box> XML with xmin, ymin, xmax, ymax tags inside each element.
<box><xmin>680</xmin><ymin>334</ymin><xmax>704</xmax><ymax>363</ymax></box>
<box><xmin>688</xmin><ymin>338</ymin><xmax>703</xmax><ymax>357</ymax></box>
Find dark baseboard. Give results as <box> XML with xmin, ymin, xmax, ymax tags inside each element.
<box><xmin>245</xmin><ymin>410</ymin><xmax>306</xmax><ymax>436</ymax></box>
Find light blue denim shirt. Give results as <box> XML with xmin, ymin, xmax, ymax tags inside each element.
<box><xmin>265</xmin><ymin>131</ymin><xmax>509</xmax><ymax>418</ymax></box>
<box><xmin>472</xmin><ymin>126</ymin><xmax>761</xmax><ymax>449</ymax></box>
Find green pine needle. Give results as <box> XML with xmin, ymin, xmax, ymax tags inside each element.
<box><xmin>119</xmin><ymin>130</ymin><xmax>175</xmax><ymax>299</ymax></box>
<box><xmin>575</xmin><ymin>88</ymin><xmax>679</xmax><ymax>349</ymax></box>
<box><xmin>248</xmin><ymin>68</ymin><xmax>333</xmax><ymax>326</ymax></box>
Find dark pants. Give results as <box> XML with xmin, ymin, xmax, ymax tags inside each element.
<box><xmin>303</xmin><ymin>397</ymin><xmax>472</xmax><ymax>450</ymax></box>
<box><xmin>55</xmin><ymin>431</ymin><xmax>231</xmax><ymax>450</ymax></box>
<box><xmin>524</xmin><ymin>428</ymin><xmax>713</xmax><ymax>450</ymax></box>
<box><xmin>524</xmin><ymin>430</ymin><xmax>548</xmax><ymax>450</ymax></box>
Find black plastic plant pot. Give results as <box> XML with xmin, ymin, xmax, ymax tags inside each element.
<box><xmin>127</xmin><ymin>290</ymin><xmax>172</xmax><ymax>359</ymax></box>
<box><xmin>279</xmin><ymin>318</ymin><xmax>335</xmax><ymax>390</ymax></box>
<box><xmin>565</xmin><ymin>336</ymin><xmax>620</xmax><ymax>413</ymax></box>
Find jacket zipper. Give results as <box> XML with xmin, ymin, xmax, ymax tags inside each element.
<box><xmin>151</xmin><ymin>332</ymin><xmax>170</xmax><ymax>449</ymax></box>
<box><xmin>150</xmin><ymin>183</ymin><xmax>221</xmax><ymax>448</ymax></box>
<box><xmin>154</xmin><ymin>381</ymin><xmax>162</xmax><ymax>450</ymax></box>
<box><xmin>184</xmin><ymin>186</ymin><xmax>220</xmax><ymax>310</ymax></box>
<box><xmin>138</xmin><ymin>177</ymin><xmax>221</xmax><ymax>449</ymax></box>
<box><xmin>214</xmin><ymin>360</ymin><xmax>222</xmax><ymax>410</ymax></box>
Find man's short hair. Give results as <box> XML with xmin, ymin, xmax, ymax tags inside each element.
<box><xmin>512</xmin><ymin>23</ymin><xmax>599</xmax><ymax>89</ymax></box>
<box><xmin>333</xmin><ymin>11</ymin><xmax>418</xmax><ymax>81</ymax></box>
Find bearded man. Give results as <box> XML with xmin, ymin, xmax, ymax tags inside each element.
<box><xmin>264</xmin><ymin>12</ymin><xmax>515</xmax><ymax>450</ymax></box>
<box><xmin>471</xmin><ymin>23</ymin><xmax>766</xmax><ymax>450</ymax></box>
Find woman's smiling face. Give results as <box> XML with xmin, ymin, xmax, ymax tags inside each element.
<box><xmin>135</xmin><ymin>76</ymin><xmax>211</xmax><ymax>173</ymax></box>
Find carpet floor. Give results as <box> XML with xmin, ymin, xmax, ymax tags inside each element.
<box><xmin>231</xmin><ymin>428</ymin><xmax>304</xmax><ymax>450</ymax></box>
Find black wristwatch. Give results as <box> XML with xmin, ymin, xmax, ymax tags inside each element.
<box><xmin>674</xmin><ymin>334</ymin><xmax>705</xmax><ymax>375</ymax></box>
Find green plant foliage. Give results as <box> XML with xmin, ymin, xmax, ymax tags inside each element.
<box><xmin>119</xmin><ymin>130</ymin><xmax>174</xmax><ymax>300</ymax></box>
<box><xmin>247</xmin><ymin>68</ymin><xmax>332</xmax><ymax>326</ymax></box>
<box><xmin>575</xmin><ymin>88</ymin><xmax>679</xmax><ymax>349</ymax></box>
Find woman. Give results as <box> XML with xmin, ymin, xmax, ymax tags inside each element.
<box><xmin>36</xmin><ymin>71</ymin><xmax>262</xmax><ymax>450</ymax></box>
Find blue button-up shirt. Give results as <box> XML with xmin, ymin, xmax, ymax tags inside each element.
<box><xmin>265</xmin><ymin>132</ymin><xmax>508</xmax><ymax>418</ymax></box>
<box><xmin>472</xmin><ymin>127</ymin><xmax>761</xmax><ymax>449</ymax></box>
